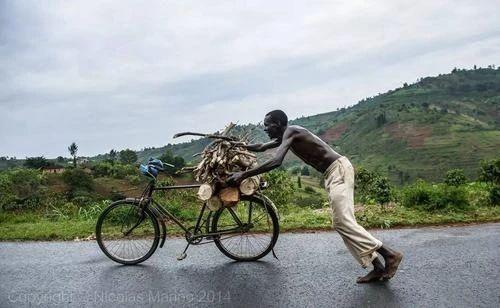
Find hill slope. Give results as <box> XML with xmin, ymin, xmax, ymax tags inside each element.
<box><xmin>115</xmin><ymin>68</ymin><xmax>500</xmax><ymax>183</ymax></box>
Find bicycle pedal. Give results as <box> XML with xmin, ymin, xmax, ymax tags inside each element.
<box><xmin>176</xmin><ymin>253</ymin><xmax>187</xmax><ymax>261</ymax></box>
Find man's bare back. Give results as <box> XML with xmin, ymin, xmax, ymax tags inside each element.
<box><xmin>287</xmin><ymin>125</ymin><xmax>341</xmax><ymax>173</ymax></box>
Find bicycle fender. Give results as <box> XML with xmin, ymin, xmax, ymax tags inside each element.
<box><xmin>159</xmin><ymin>219</ymin><xmax>167</xmax><ymax>248</ymax></box>
<box><xmin>254</xmin><ymin>193</ymin><xmax>280</xmax><ymax>220</ymax></box>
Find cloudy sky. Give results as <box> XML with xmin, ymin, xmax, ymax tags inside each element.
<box><xmin>1</xmin><ymin>0</ymin><xmax>499</xmax><ymax>158</ymax></box>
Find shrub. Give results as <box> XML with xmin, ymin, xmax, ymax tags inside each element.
<box><xmin>489</xmin><ymin>186</ymin><xmax>500</xmax><ymax>205</ymax></box>
<box><xmin>304</xmin><ymin>186</ymin><xmax>315</xmax><ymax>194</ymax></box>
<box><xmin>444</xmin><ymin>169</ymin><xmax>467</xmax><ymax>186</ymax></box>
<box><xmin>62</xmin><ymin>168</ymin><xmax>94</xmax><ymax>197</ymax></box>
<box><xmin>126</xmin><ymin>175</ymin><xmax>142</xmax><ymax>185</ymax></box>
<box><xmin>301</xmin><ymin>166</ymin><xmax>310</xmax><ymax>176</ymax></box>
<box><xmin>91</xmin><ymin>162</ymin><xmax>136</xmax><ymax>179</ymax></box>
<box><xmin>112</xmin><ymin>164</ymin><xmax>136</xmax><ymax>179</ymax></box>
<box><xmin>371</xmin><ymin>177</ymin><xmax>392</xmax><ymax>204</ymax></box>
<box><xmin>480</xmin><ymin>158</ymin><xmax>500</xmax><ymax>184</ymax></box>
<box><xmin>465</xmin><ymin>182</ymin><xmax>492</xmax><ymax>207</ymax></box>
<box><xmin>78</xmin><ymin>201</ymin><xmax>110</xmax><ymax>220</ymax></box>
<box><xmin>264</xmin><ymin>169</ymin><xmax>294</xmax><ymax>207</ymax></box>
<box><xmin>119</xmin><ymin>149</ymin><xmax>137</xmax><ymax>165</ymax></box>
<box><xmin>0</xmin><ymin>168</ymin><xmax>42</xmax><ymax>210</ymax></box>
<box><xmin>293</xmin><ymin>194</ymin><xmax>326</xmax><ymax>209</ymax></box>
<box><xmin>92</xmin><ymin>161</ymin><xmax>113</xmax><ymax>177</ymax></box>
<box><xmin>290</xmin><ymin>167</ymin><xmax>301</xmax><ymax>175</ymax></box>
<box><xmin>355</xmin><ymin>167</ymin><xmax>377</xmax><ymax>196</ymax></box>
<box><xmin>400</xmin><ymin>180</ymin><xmax>469</xmax><ymax>210</ymax></box>
<box><xmin>355</xmin><ymin>167</ymin><xmax>393</xmax><ymax>205</ymax></box>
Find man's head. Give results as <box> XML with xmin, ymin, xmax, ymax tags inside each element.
<box><xmin>264</xmin><ymin>110</ymin><xmax>288</xmax><ymax>139</ymax></box>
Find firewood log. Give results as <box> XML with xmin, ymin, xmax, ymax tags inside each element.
<box><xmin>197</xmin><ymin>183</ymin><xmax>213</xmax><ymax>201</ymax></box>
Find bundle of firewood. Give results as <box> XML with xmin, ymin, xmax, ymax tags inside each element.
<box><xmin>174</xmin><ymin>123</ymin><xmax>261</xmax><ymax>210</ymax></box>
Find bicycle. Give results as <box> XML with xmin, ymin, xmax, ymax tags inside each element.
<box><xmin>96</xmin><ymin>159</ymin><xmax>280</xmax><ymax>265</ymax></box>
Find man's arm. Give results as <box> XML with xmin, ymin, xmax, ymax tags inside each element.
<box><xmin>244</xmin><ymin>139</ymin><xmax>281</xmax><ymax>152</ymax></box>
<box><xmin>227</xmin><ymin>128</ymin><xmax>296</xmax><ymax>184</ymax></box>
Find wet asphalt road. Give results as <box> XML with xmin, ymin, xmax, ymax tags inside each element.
<box><xmin>1</xmin><ymin>223</ymin><xmax>499</xmax><ymax>308</ymax></box>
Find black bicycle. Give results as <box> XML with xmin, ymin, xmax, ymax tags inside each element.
<box><xmin>95</xmin><ymin>162</ymin><xmax>279</xmax><ymax>265</ymax></box>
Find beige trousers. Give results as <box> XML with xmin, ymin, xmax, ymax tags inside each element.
<box><xmin>324</xmin><ymin>157</ymin><xmax>382</xmax><ymax>268</ymax></box>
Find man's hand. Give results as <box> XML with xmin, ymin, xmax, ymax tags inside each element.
<box><xmin>226</xmin><ymin>172</ymin><xmax>245</xmax><ymax>186</ymax></box>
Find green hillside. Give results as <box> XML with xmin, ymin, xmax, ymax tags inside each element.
<box><xmin>292</xmin><ymin>67</ymin><xmax>500</xmax><ymax>183</ymax></box>
<box><xmin>5</xmin><ymin>68</ymin><xmax>497</xmax><ymax>184</ymax></box>
<box><xmin>136</xmin><ymin>67</ymin><xmax>499</xmax><ymax>184</ymax></box>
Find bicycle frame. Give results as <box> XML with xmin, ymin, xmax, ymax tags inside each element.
<box><xmin>136</xmin><ymin>180</ymin><xmax>252</xmax><ymax>245</ymax></box>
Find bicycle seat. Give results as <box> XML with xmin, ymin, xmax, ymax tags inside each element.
<box><xmin>139</xmin><ymin>158</ymin><xmax>175</xmax><ymax>178</ymax></box>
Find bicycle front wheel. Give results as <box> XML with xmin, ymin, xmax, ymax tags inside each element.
<box><xmin>96</xmin><ymin>200</ymin><xmax>160</xmax><ymax>265</ymax></box>
<box><xmin>212</xmin><ymin>195</ymin><xmax>279</xmax><ymax>261</ymax></box>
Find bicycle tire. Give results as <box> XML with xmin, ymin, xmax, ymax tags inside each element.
<box><xmin>211</xmin><ymin>194</ymin><xmax>279</xmax><ymax>261</ymax></box>
<box><xmin>96</xmin><ymin>200</ymin><xmax>160</xmax><ymax>265</ymax></box>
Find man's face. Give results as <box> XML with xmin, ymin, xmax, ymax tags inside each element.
<box><xmin>263</xmin><ymin>115</ymin><xmax>282</xmax><ymax>139</ymax></box>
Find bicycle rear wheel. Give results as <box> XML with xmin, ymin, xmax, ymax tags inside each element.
<box><xmin>96</xmin><ymin>200</ymin><xmax>160</xmax><ymax>265</ymax></box>
<box><xmin>212</xmin><ymin>195</ymin><xmax>279</xmax><ymax>261</ymax></box>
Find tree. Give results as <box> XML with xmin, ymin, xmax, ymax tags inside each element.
<box><xmin>297</xmin><ymin>176</ymin><xmax>302</xmax><ymax>188</ymax></box>
<box><xmin>444</xmin><ymin>169</ymin><xmax>467</xmax><ymax>186</ymax></box>
<box><xmin>375</xmin><ymin>113</ymin><xmax>387</xmax><ymax>127</ymax></box>
<box><xmin>24</xmin><ymin>156</ymin><xmax>52</xmax><ymax>169</ymax></box>
<box><xmin>119</xmin><ymin>149</ymin><xmax>137</xmax><ymax>165</ymax></box>
<box><xmin>108</xmin><ymin>149</ymin><xmax>117</xmax><ymax>164</ymax></box>
<box><xmin>480</xmin><ymin>158</ymin><xmax>500</xmax><ymax>185</ymax></box>
<box><xmin>301</xmin><ymin>166</ymin><xmax>310</xmax><ymax>176</ymax></box>
<box><xmin>56</xmin><ymin>156</ymin><xmax>65</xmax><ymax>163</ymax></box>
<box><xmin>290</xmin><ymin>166</ymin><xmax>301</xmax><ymax>175</ymax></box>
<box><xmin>68</xmin><ymin>142</ymin><xmax>78</xmax><ymax>167</ymax></box>
<box><xmin>159</xmin><ymin>150</ymin><xmax>185</xmax><ymax>174</ymax></box>
<box><xmin>62</xmin><ymin>168</ymin><xmax>94</xmax><ymax>197</ymax></box>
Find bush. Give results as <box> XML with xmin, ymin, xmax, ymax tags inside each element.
<box><xmin>304</xmin><ymin>186</ymin><xmax>315</xmax><ymax>194</ymax></box>
<box><xmin>62</xmin><ymin>168</ymin><xmax>94</xmax><ymax>197</ymax></box>
<box><xmin>119</xmin><ymin>149</ymin><xmax>137</xmax><ymax>165</ymax></box>
<box><xmin>489</xmin><ymin>186</ymin><xmax>500</xmax><ymax>205</ymax></box>
<box><xmin>126</xmin><ymin>175</ymin><xmax>142</xmax><ymax>185</ymax></box>
<box><xmin>444</xmin><ymin>169</ymin><xmax>467</xmax><ymax>186</ymax></box>
<box><xmin>91</xmin><ymin>162</ymin><xmax>136</xmax><ymax>179</ymax></box>
<box><xmin>400</xmin><ymin>180</ymin><xmax>468</xmax><ymax>210</ymax></box>
<box><xmin>264</xmin><ymin>169</ymin><xmax>294</xmax><ymax>207</ymax></box>
<box><xmin>293</xmin><ymin>194</ymin><xmax>326</xmax><ymax>209</ymax></box>
<box><xmin>301</xmin><ymin>166</ymin><xmax>310</xmax><ymax>176</ymax></box>
<box><xmin>0</xmin><ymin>168</ymin><xmax>43</xmax><ymax>210</ymax></box>
<box><xmin>480</xmin><ymin>158</ymin><xmax>500</xmax><ymax>184</ymax></box>
<box><xmin>290</xmin><ymin>167</ymin><xmax>301</xmax><ymax>175</ymax></box>
<box><xmin>465</xmin><ymin>182</ymin><xmax>492</xmax><ymax>207</ymax></box>
<box><xmin>92</xmin><ymin>161</ymin><xmax>113</xmax><ymax>177</ymax></box>
<box><xmin>112</xmin><ymin>164</ymin><xmax>136</xmax><ymax>179</ymax></box>
<box><xmin>371</xmin><ymin>177</ymin><xmax>392</xmax><ymax>204</ymax></box>
<box><xmin>355</xmin><ymin>167</ymin><xmax>393</xmax><ymax>205</ymax></box>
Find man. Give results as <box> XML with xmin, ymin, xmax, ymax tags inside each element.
<box><xmin>227</xmin><ymin>110</ymin><xmax>403</xmax><ymax>283</ymax></box>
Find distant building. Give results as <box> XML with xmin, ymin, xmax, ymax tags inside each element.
<box><xmin>41</xmin><ymin>166</ymin><xmax>65</xmax><ymax>174</ymax></box>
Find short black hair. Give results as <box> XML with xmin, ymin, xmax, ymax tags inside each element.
<box><xmin>265</xmin><ymin>110</ymin><xmax>288</xmax><ymax>126</ymax></box>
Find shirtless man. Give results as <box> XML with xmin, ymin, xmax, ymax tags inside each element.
<box><xmin>226</xmin><ymin>110</ymin><xmax>403</xmax><ymax>283</ymax></box>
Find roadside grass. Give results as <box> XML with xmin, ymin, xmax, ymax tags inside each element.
<box><xmin>1</xmin><ymin>203</ymin><xmax>498</xmax><ymax>241</ymax></box>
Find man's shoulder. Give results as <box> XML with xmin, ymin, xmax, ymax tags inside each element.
<box><xmin>286</xmin><ymin>125</ymin><xmax>313</xmax><ymax>136</ymax></box>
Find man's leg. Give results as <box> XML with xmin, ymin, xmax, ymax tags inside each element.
<box><xmin>326</xmin><ymin>158</ymin><xmax>403</xmax><ymax>282</ymax></box>
<box><xmin>356</xmin><ymin>257</ymin><xmax>385</xmax><ymax>283</ymax></box>
<box><xmin>376</xmin><ymin>245</ymin><xmax>403</xmax><ymax>279</ymax></box>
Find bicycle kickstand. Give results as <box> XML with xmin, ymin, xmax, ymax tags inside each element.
<box><xmin>176</xmin><ymin>243</ymin><xmax>190</xmax><ymax>261</ymax></box>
